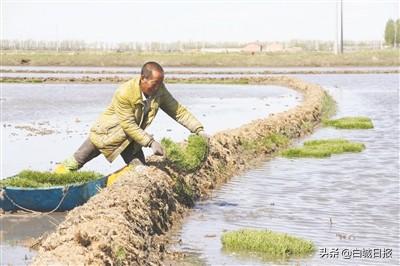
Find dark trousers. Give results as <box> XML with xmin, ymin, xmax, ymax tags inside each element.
<box><xmin>73</xmin><ymin>138</ymin><xmax>145</xmax><ymax>168</ymax></box>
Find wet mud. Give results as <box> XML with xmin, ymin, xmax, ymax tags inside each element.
<box><xmin>31</xmin><ymin>76</ymin><xmax>327</xmax><ymax>265</ymax></box>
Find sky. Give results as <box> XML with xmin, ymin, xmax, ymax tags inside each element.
<box><xmin>1</xmin><ymin>0</ymin><xmax>399</xmax><ymax>43</ymax></box>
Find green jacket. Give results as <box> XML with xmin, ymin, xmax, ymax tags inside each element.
<box><xmin>89</xmin><ymin>77</ymin><xmax>203</xmax><ymax>162</ymax></box>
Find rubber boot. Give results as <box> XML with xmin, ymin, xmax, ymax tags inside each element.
<box><xmin>106</xmin><ymin>159</ymin><xmax>145</xmax><ymax>186</ymax></box>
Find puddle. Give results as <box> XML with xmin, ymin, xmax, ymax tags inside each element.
<box><xmin>0</xmin><ymin>213</ymin><xmax>66</xmax><ymax>265</ymax></box>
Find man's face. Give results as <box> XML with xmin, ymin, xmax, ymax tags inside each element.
<box><xmin>140</xmin><ymin>70</ymin><xmax>164</xmax><ymax>97</ymax></box>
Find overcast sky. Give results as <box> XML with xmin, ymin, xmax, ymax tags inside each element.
<box><xmin>1</xmin><ymin>0</ymin><xmax>399</xmax><ymax>43</ymax></box>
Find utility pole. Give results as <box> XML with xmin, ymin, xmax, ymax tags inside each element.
<box><xmin>334</xmin><ymin>0</ymin><xmax>344</xmax><ymax>54</ymax></box>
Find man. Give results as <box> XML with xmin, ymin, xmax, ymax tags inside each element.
<box><xmin>55</xmin><ymin>62</ymin><xmax>206</xmax><ymax>173</ymax></box>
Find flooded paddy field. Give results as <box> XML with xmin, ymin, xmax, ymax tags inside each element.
<box><xmin>1</xmin><ymin>72</ymin><xmax>398</xmax><ymax>265</ymax></box>
<box><xmin>1</xmin><ymin>81</ymin><xmax>299</xmax><ymax>265</ymax></box>
<box><xmin>1</xmin><ymin>83</ymin><xmax>300</xmax><ymax>178</ymax></box>
<box><xmin>169</xmin><ymin>74</ymin><xmax>399</xmax><ymax>265</ymax></box>
<box><xmin>1</xmin><ymin>71</ymin><xmax>267</xmax><ymax>79</ymax></box>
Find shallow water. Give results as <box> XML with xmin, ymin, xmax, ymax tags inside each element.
<box><xmin>0</xmin><ymin>213</ymin><xmax>66</xmax><ymax>265</ymax></box>
<box><xmin>1</xmin><ymin>74</ymin><xmax>398</xmax><ymax>265</ymax></box>
<box><xmin>1</xmin><ymin>83</ymin><xmax>299</xmax><ymax>178</ymax></box>
<box><xmin>170</xmin><ymin>74</ymin><xmax>399</xmax><ymax>265</ymax></box>
<box><xmin>0</xmin><ymin>72</ymin><xmax>267</xmax><ymax>79</ymax></box>
<box><xmin>1</xmin><ymin>82</ymin><xmax>299</xmax><ymax>265</ymax></box>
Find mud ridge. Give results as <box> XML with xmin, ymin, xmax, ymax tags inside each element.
<box><xmin>1</xmin><ymin>69</ymin><xmax>398</xmax><ymax>76</ymax></box>
<box><xmin>32</xmin><ymin>76</ymin><xmax>327</xmax><ymax>265</ymax></box>
<box><xmin>1</xmin><ymin>68</ymin><xmax>399</xmax><ymax>84</ymax></box>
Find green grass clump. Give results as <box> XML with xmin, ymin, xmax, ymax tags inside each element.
<box><xmin>323</xmin><ymin>116</ymin><xmax>374</xmax><ymax>129</ymax></box>
<box><xmin>242</xmin><ymin>133</ymin><xmax>289</xmax><ymax>153</ymax></box>
<box><xmin>221</xmin><ymin>229</ymin><xmax>315</xmax><ymax>259</ymax></box>
<box><xmin>161</xmin><ymin>135</ymin><xmax>208</xmax><ymax>172</ymax></box>
<box><xmin>321</xmin><ymin>92</ymin><xmax>337</xmax><ymax>121</ymax></box>
<box><xmin>281</xmin><ymin>138</ymin><xmax>365</xmax><ymax>158</ymax></box>
<box><xmin>0</xmin><ymin>170</ymin><xmax>103</xmax><ymax>188</ymax></box>
<box><xmin>114</xmin><ymin>246</ymin><xmax>126</xmax><ymax>266</ymax></box>
<box><xmin>268</xmin><ymin>133</ymin><xmax>290</xmax><ymax>146</ymax></box>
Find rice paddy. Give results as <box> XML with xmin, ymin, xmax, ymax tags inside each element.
<box><xmin>242</xmin><ymin>133</ymin><xmax>290</xmax><ymax>153</ymax></box>
<box><xmin>323</xmin><ymin>116</ymin><xmax>374</xmax><ymax>129</ymax></box>
<box><xmin>161</xmin><ymin>134</ymin><xmax>208</xmax><ymax>172</ymax></box>
<box><xmin>221</xmin><ymin>229</ymin><xmax>315</xmax><ymax>259</ymax></box>
<box><xmin>281</xmin><ymin>138</ymin><xmax>365</xmax><ymax>158</ymax></box>
<box><xmin>321</xmin><ymin>92</ymin><xmax>337</xmax><ymax>120</ymax></box>
<box><xmin>0</xmin><ymin>170</ymin><xmax>103</xmax><ymax>188</ymax></box>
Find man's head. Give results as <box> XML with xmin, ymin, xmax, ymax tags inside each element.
<box><xmin>139</xmin><ymin>62</ymin><xmax>164</xmax><ymax>97</ymax></box>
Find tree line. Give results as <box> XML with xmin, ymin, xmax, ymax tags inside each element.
<box><xmin>384</xmin><ymin>19</ymin><xmax>400</xmax><ymax>47</ymax></box>
<box><xmin>0</xmin><ymin>39</ymin><xmax>384</xmax><ymax>52</ymax></box>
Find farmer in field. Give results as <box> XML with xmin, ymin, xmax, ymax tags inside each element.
<box><xmin>55</xmin><ymin>61</ymin><xmax>206</xmax><ymax>173</ymax></box>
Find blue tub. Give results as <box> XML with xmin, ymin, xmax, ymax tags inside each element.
<box><xmin>0</xmin><ymin>176</ymin><xmax>107</xmax><ymax>212</ymax></box>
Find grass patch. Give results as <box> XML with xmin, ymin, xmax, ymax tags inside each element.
<box><xmin>161</xmin><ymin>134</ymin><xmax>208</xmax><ymax>172</ymax></box>
<box><xmin>281</xmin><ymin>138</ymin><xmax>365</xmax><ymax>158</ymax></box>
<box><xmin>0</xmin><ymin>170</ymin><xmax>103</xmax><ymax>188</ymax></box>
<box><xmin>242</xmin><ymin>133</ymin><xmax>289</xmax><ymax>153</ymax></box>
<box><xmin>269</xmin><ymin>134</ymin><xmax>290</xmax><ymax>146</ymax></box>
<box><xmin>323</xmin><ymin>116</ymin><xmax>374</xmax><ymax>129</ymax></box>
<box><xmin>114</xmin><ymin>246</ymin><xmax>126</xmax><ymax>266</ymax></box>
<box><xmin>1</xmin><ymin>50</ymin><xmax>399</xmax><ymax>67</ymax></box>
<box><xmin>321</xmin><ymin>92</ymin><xmax>337</xmax><ymax>121</ymax></box>
<box><xmin>300</xmin><ymin>121</ymin><xmax>314</xmax><ymax>132</ymax></box>
<box><xmin>221</xmin><ymin>229</ymin><xmax>315</xmax><ymax>259</ymax></box>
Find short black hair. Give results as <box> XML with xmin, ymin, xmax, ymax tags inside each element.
<box><xmin>141</xmin><ymin>61</ymin><xmax>164</xmax><ymax>79</ymax></box>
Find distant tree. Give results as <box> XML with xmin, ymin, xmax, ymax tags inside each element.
<box><xmin>384</xmin><ymin>19</ymin><xmax>395</xmax><ymax>47</ymax></box>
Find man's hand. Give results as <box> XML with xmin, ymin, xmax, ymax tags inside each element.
<box><xmin>150</xmin><ymin>140</ymin><xmax>164</xmax><ymax>156</ymax></box>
